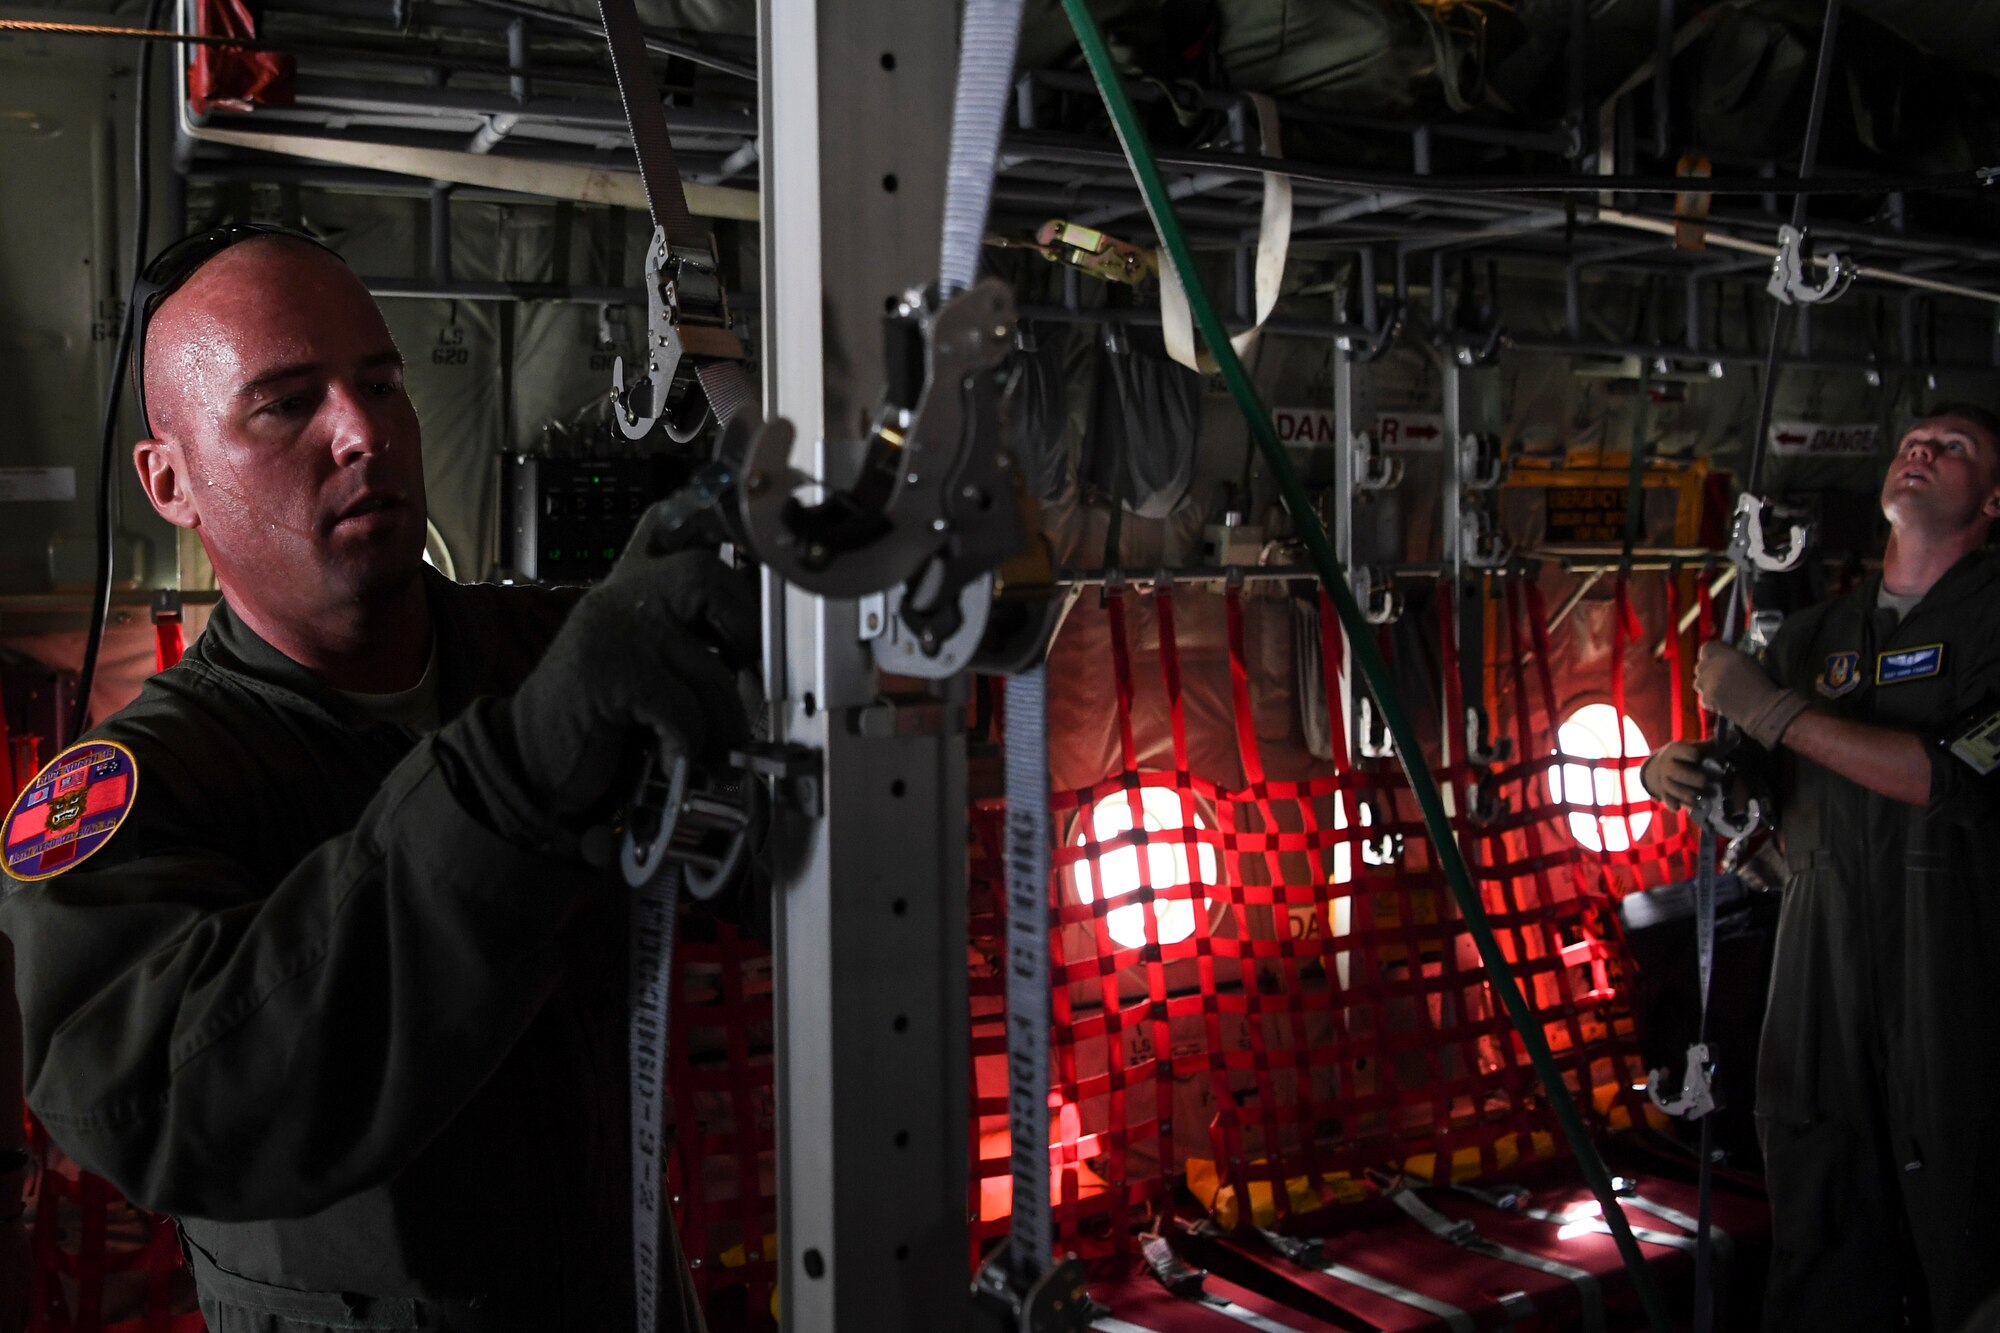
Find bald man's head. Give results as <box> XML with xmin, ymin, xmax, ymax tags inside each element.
<box><xmin>131</xmin><ymin>233</ymin><xmax>428</xmax><ymax>628</ymax></box>
<box><xmin>140</xmin><ymin>234</ymin><xmax>356</xmax><ymax>441</ymax></box>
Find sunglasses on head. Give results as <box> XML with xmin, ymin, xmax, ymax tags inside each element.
<box><xmin>130</xmin><ymin>223</ymin><xmax>344</xmax><ymax>437</ymax></box>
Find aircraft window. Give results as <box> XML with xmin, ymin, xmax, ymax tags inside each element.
<box><xmin>1547</xmin><ymin>703</ymin><xmax>1653</xmax><ymax>853</ymax></box>
<box><xmin>1071</xmin><ymin>786</ymin><xmax>1218</xmax><ymax>950</ymax></box>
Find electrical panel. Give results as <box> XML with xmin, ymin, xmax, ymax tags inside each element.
<box><xmin>498</xmin><ymin>454</ymin><xmax>685</xmax><ymax>584</ymax></box>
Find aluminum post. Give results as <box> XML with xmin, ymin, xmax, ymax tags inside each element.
<box><xmin>1440</xmin><ymin>352</ymin><xmax>1465</xmax><ymax>779</ymax></box>
<box><xmin>756</xmin><ymin>2</ymin><xmax>973</xmax><ymax>1328</ymax></box>
<box><xmin>1331</xmin><ymin>338</ymin><xmax>1362</xmax><ymax>761</ymax></box>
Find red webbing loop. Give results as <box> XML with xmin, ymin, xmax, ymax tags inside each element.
<box><xmin>668</xmin><ymin>920</ymin><xmax>777</xmax><ymax>1324</ymax></box>
<box><xmin>1662</xmin><ymin>573</ymin><xmax>1696</xmax><ymax>853</ymax></box>
<box><xmin>1694</xmin><ymin>578</ymin><xmax>1718</xmax><ymax>740</ymax></box>
<box><xmin>1499</xmin><ymin>579</ymin><xmax>1593</xmax><ymax>1077</ymax></box>
<box><xmin>1608</xmin><ymin>575</ymin><xmax>1637</xmax><ymax>860</ymax></box>
<box><xmin>188</xmin><ymin>0</ymin><xmax>295</xmax><ymax>114</ymax></box>
<box><xmin>1435</xmin><ymin>589</ymin><xmax>1464</xmax><ymax>778</ymax></box>
<box><xmin>1149</xmin><ymin>586</ymin><xmax>1244</xmax><ymax>1231</ymax></box>
<box><xmin>1663</xmin><ymin>574</ymin><xmax>1687</xmax><ymax>743</ymax></box>
<box><xmin>1222</xmin><ymin>584</ymin><xmax>1326</xmax><ymax>1212</ymax></box>
<box><xmin>25</xmin><ymin>1123</ymin><xmax>201</xmax><ymax>1333</ymax></box>
<box><xmin>151</xmin><ymin>623</ymin><xmax>184</xmax><ymax>675</ymax></box>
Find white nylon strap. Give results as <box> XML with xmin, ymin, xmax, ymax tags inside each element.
<box><xmin>1160</xmin><ymin>92</ymin><xmax>1290</xmax><ymax>374</ymax></box>
<box><xmin>1630</xmin><ymin>1193</ymin><xmax>1733</xmax><ymax>1266</ymax></box>
<box><xmin>1388</xmin><ymin>1188</ymin><xmax>1604</xmax><ymax>1333</ymax></box>
<box><xmin>1087</xmin><ymin>1296</ymin><xmax>1323</xmax><ymax>1333</ymax></box>
<box><xmin>1196</xmin><ymin>1295</ymin><xmax>1312</xmax><ymax>1332</ymax></box>
<box><xmin>1317</xmin><ymin>1258</ymin><xmax>1476</xmax><ymax>1333</ymax></box>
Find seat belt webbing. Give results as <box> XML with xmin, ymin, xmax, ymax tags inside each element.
<box><xmin>1389</xmin><ymin>1187</ymin><xmax>1605</xmax><ymax>1333</ymax></box>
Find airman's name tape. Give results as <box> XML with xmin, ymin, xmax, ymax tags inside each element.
<box><xmin>3</xmin><ymin>741</ymin><xmax>139</xmax><ymax>883</ymax></box>
<box><xmin>1877</xmin><ymin>644</ymin><xmax>1945</xmax><ymax>686</ymax></box>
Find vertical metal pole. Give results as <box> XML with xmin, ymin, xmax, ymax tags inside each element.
<box><xmin>756</xmin><ymin>2</ymin><xmax>972</xmax><ymax>1330</ymax></box>
<box><xmin>1332</xmin><ymin>339</ymin><xmax>1361</xmax><ymax>761</ymax></box>
<box><xmin>1440</xmin><ymin>352</ymin><xmax>1465</xmax><ymax>779</ymax></box>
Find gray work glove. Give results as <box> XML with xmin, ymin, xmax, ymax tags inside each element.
<box><xmin>1694</xmin><ymin>641</ymin><xmax>1809</xmax><ymax>750</ymax></box>
<box><xmin>511</xmin><ymin>502</ymin><xmax>760</xmax><ymax>823</ymax></box>
<box><xmin>1640</xmin><ymin>739</ymin><xmax>1710</xmax><ymax>812</ymax></box>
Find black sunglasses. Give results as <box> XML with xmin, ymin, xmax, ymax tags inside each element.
<box><xmin>130</xmin><ymin>223</ymin><xmax>344</xmax><ymax>437</ymax></box>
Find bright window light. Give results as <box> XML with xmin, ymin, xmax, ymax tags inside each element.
<box><xmin>1547</xmin><ymin>704</ymin><xmax>1653</xmax><ymax>853</ymax></box>
<box><xmin>1072</xmin><ymin>787</ymin><xmax>1217</xmax><ymax>950</ymax></box>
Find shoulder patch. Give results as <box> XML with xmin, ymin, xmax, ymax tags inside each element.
<box><xmin>1816</xmin><ymin>651</ymin><xmax>1862</xmax><ymax>699</ymax></box>
<box><xmin>4</xmin><ymin>741</ymin><xmax>140</xmax><ymax>883</ymax></box>
<box><xmin>1877</xmin><ymin>643</ymin><xmax>1946</xmax><ymax>686</ymax></box>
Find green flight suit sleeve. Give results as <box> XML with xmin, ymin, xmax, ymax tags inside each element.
<box><xmin>1920</xmin><ymin>639</ymin><xmax>2000</xmax><ymax>824</ymax></box>
<box><xmin>0</xmin><ymin>698</ymin><xmax>605</xmax><ymax>1222</ymax></box>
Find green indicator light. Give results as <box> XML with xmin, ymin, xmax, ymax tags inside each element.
<box><xmin>602</xmin><ymin>547</ymin><xmax>615</xmax><ymax>559</ymax></box>
<box><xmin>591</xmin><ymin>474</ymin><xmax>601</xmax><ymax>484</ymax></box>
<box><xmin>548</xmin><ymin>548</ymin><xmax>561</xmax><ymax>560</ymax></box>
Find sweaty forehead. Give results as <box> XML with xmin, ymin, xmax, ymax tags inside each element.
<box><xmin>142</xmin><ymin>240</ymin><xmax>392</xmax><ymax>429</ymax></box>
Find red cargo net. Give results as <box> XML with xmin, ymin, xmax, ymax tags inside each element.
<box><xmin>971</xmin><ymin>574</ymin><xmax>1697</xmax><ymax>1262</ymax></box>
<box><xmin>23</xmin><ymin>1118</ymin><xmax>202</xmax><ymax>1333</ymax></box>
<box><xmin>669</xmin><ymin>919</ymin><xmax>777</xmax><ymax>1331</ymax></box>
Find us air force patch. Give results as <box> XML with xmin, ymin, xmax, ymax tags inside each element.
<box><xmin>1816</xmin><ymin>651</ymin><xmax>1862</xmax><ymax>699</ymax></box>
<box><xmin>1877</xmin><ymin>644</ymin><xmax>1946</xmax><ymax>686</ymax></box>
<box><xmin>3</xmin><ymin>741</ymin><xmax>139</xmax><ymax>883</ymax></box>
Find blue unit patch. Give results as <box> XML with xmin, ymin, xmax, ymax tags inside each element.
<box><xmin>1876</xmin><ymin>643</ymin><xmax>1946</xmax><ymax>686</ymax></box>
<box><xmin>1816</xmin><ymin>651</ymin><xmax>1862</xmax><ymax>699</ymax></box>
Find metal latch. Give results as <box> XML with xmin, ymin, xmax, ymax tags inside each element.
<box><xmin>1350</xmin><ymin>431</ymin><xmax>1404</xmax><ymax>491</ymax></box>
<box><xmin>611</xmin><ymin>229</ymin><xmax>746</xmax><ymax>441</ymax></box>
<box><xmin>1646</xmin><ymin>1042</ymin><xmax>1718</xmax><ymax>1120</ymax></box>
<box><xmin>734</xmin><ymin>279</ymin><xmax>1025</xmax><ymax>662</ymax></box>
<box><xmin>1767</xmin><ymin>224</ymin><xmax>1855</xmax><ymax>307</ymax></box>
<box><xmin>1034</xmin><ymin>219</ymin><xmax>1155</xmax><ymax>285</ymax></box>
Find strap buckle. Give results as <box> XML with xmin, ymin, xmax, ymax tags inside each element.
<box><xmin>611</xmin><ymin>229</ymin><xmax>746</xmax><ymax>441</ymax></box>
<box><xmin>1034</xmin><ymin>219</ymin><xmax>1155</xmax><ymax>285</ymax></box>
<box><xmin>1646</xmin><ymin>1041</ymin><xmax>1719</xmax><ymax>1120</ymax></box>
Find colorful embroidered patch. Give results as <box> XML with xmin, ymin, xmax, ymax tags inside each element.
<box><xmin>4</xmin><ymin>741</ymin><xmax>139</xmax><ymax>883</ymax></box>
<box><xmin>1816</xmin><ymin>651</ymin><xmax>1862</xmax><ymax>699</ymax></box>
<box><xmin>1876</xmin><ymin>643</ymin><xmax>1946</xmax><ymax>686</ymax></box>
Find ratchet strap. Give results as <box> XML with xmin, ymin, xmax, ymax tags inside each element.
<box><xmin>1159</xmin><ymin>93</ymin><xmax>1290</xmax><ymax>374</ymax></box>
<box><xmin>593</xmin><ymin>2</ymin><xmax>742</xmax><ymax>1328</ymax></box>
<box><xmin>596</xmin><ymin>0</ymin><xmax>755</xmax><ymax>429</ymax></box>
<box><xmin>1385</xmin><ymin>1183</ymin><xmax>1605</xmax><ymax>1333</ymax></box>
<box><xmin>627</xmin><ymin>855</ymin><xmax>705</xmax><ymax>1333</ymax></box>
<box><xmin>1105</xmin><ymin>1297</ymin><xmax>1309</xmax><ymax>1333</ymax></box>
<box><xmin>1002</xmin><ymin>669</ymin><xmax>1055</xmax><ymax>1281</ymax></box>
<box><xmin>1453</xmin><ymin>1182</ymin><xmax>1730</xmax><ymax>1262</ymax></box>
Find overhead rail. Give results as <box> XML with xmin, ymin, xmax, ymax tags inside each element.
<box><xmin>53</xmin><ymin>0</ymin><xmax>1993</xmax><ymax>304</ymax></box>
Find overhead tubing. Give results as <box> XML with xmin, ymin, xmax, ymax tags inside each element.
<box><xmin>1058</xmin><ymin>2</ymin><xmax>1676</xmax><ymax>1331</ymax></box>
<box><xmin>162</xmin><ymin>3</ymin><xmax>757</xmax><ymax>219</ymax></box>
<box><xmin>1597</xmin><ymin>210</ymin><xmax>2000</xmax><ymax>307</ymax></box>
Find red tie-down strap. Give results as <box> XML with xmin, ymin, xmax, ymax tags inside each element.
<box><xmin>1695</xmin><ymin>575</ymin><xmax>1718</xmax><ymax>741</ymax></box>
<box><xmin>1663</xmin><ymin>571</ymin><xmax>1696</xmax><ymax>858</ymax></box>
<box><xmin>188</xmin><ymin>0</ymin><xmax>296</xmax><ymax>116</ymax></box>
<box><xmin>668</xmin><ymin>920</ymin><xmax>777</xmax><ymax>1325</ymax></box>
